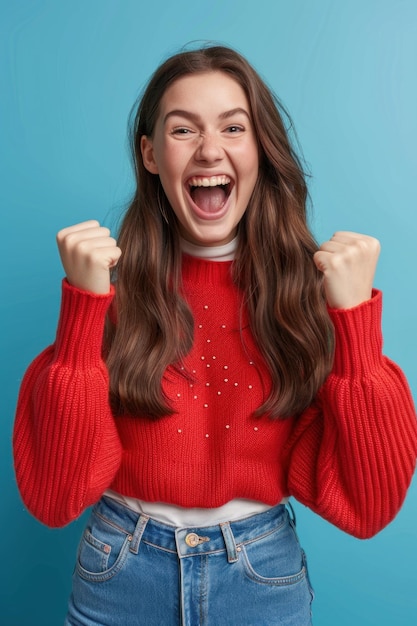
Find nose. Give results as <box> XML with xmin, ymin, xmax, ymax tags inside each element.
<box><xmin>194</xmin><ymin>132</ymin><xmax>223</xmax><ymax>163</ymax></box>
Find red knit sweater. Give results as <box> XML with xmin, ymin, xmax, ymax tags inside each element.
<box><xmin>13</xmin><ymin>255</ymin><xmax>417</xmax><ymax>537</ymax></box>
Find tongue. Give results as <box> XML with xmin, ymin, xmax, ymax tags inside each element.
<box><xmin>192</xmin><ymin>186</ymin><xmax>227</xmax><ymax>213</ymax></box>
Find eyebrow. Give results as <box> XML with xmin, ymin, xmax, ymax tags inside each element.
<box><xmin>163</xmin><ymin>107</ymin><xmax>251</xmax><ymax>125</ymax></box>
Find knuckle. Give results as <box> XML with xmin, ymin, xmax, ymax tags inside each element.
<box><xmin>354</xmin><ymin>238</ymin><xmax>367</xmax><ymax>252</ymax></box>
<box><xmin>358</xmin><ymin>236</ymin><xmax>380</xmax><ymax>256</ymax></box>
<box><xmin>89</xmin><ymin>248</ymin><xmax>103</xmax><ymax>263</ymax></box>
<box><xmin>75</xmin><ymin>239</ymin><xmax>90</xmax><ymax>254</ymax></box>
<box><xmin>57</xmin><ymin>228</ymin><xmax>73</xmax><ymax>246</ymax></box>
<box><xmin>370</xmin><ymin>237</ymin><xmax>381</xmax><ymax>252</ymax></box>
<box><xmin>76</xmin><ymin>241</ymin><xmax>99</xmax><ymax>263</ymax></box>
<box><xmin>329</xmin><ymin>254</ymin><xmax>343</xmax><ymax>270</ymax></box>
<box><xmin>64</xmin><ymin>231</ymin><xmax>81</xmax><ymax>248</ymax></box>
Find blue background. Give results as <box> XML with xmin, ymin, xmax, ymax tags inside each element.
<box><xmin>1</xmin><ymin>1</ymin><xmax>416</xmax><ymax>624</ymax></box>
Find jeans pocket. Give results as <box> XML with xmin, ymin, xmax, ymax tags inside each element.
<box><xmin>76</xmin><ymin>509</ymin><xmax>132</xmax><ymax>582</ymax></box>
<box><xmin>240</xmin><ymin>522</ymin><xmax>307</xmax><ymax>587</ymax></box>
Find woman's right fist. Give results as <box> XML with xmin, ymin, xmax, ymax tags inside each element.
<box><xmin>56</xmin><ymin>220</ymin><xmax>122</xmax><ymax>294</ymax></box>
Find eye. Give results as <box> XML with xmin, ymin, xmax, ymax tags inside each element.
<box><xmin>225</xmin><ymin>125</ymin><xmax>244</xmax><ymax>134</ymax></box>
<box><xmin>171</xmin><ymin>127</ymin><xmax>194</xmax><ymax>136</ymax></box>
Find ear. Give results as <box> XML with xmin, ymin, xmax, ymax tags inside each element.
<box><xmin>140</xmin><ymin>136</ymin><xmax>159</xmax><ymax>174</ymax></box>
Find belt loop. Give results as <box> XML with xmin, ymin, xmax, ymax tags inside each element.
<box><xmin>220</xmin><ymin>522</ymin><xmax>239</xmax><ymax>563</ymax></box>
<box><xmin>129</xmin><ymin>514</ymin><xmax>149</xmax><ymax>555</ymax></box>
<box><xmin>286</xmin><ymin>500</ymin><xmax>296</xmax><ymax>527</ymax></box>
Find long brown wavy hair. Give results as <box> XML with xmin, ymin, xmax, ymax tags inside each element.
<box><xmin>105</xmin><ymin>44</ymin><xmax>334</xmax><ymax>419</ymax></box>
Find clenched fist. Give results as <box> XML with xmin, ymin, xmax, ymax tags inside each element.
<box><xmin>314</xmin><ymin>231</ymin><xmax>380</xmax><ymax>309</ymax></box>
<box><xmin>56</xmin><ymin>220</ymin><xmax>122</xmax><ymax>294</ymax></box>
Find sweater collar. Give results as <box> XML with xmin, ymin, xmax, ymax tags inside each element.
<box><xmin>180</xmin><ymin>236</ymin><xmax>238</xmax><ymax>262</ymax></box>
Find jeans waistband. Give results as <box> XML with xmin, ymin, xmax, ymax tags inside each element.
<box><xmin>96</xmin><ymin>496</ymin><xmax>290</xmax><ymax>561</ymax></box>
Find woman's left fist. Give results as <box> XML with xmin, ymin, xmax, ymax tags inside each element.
<box><xmin>313</xmin><ymin>231</ymin><xmax>381</xmax><ymax>309</ymax></box>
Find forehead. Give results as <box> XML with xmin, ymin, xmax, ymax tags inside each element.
<box><xmin>159</xmin><ymin>71</ymin><xmax>250</xmax><ymax>116</ymax></box>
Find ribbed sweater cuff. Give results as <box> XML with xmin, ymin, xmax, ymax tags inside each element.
<box><xmin>328</xmin><ymin>289</ymin><xmax>383</xmax><ymax>378</ymax></box>
<box><xmin>54</xmin><ymin>279</ymin><xmax>114</xmax><ymax>368</ymax></box>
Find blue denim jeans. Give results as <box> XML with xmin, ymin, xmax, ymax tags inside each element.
<box><xmin>65</xmin><ymin>496</ymin><xmax>314</xmax><ymax>625</ymax></box>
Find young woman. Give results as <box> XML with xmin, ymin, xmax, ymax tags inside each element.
<box><xmin>14</xmin><ymin>45</ymin><xmax>417</xmax><ymax>625</ymax></box>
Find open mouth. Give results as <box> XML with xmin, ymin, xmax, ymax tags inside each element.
<box><xmin>187</xmin><ymin>175</ymin><xmax>233</xmax><ymax>215</ymax></box>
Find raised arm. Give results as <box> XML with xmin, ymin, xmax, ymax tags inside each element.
<box><xmin>285</xmin><ymin>232</ymin><xmax>417</xmax><ymax>537</ymax></box>
<box><xmin>13</xmin><ymin>222</ymin><xmax>123</xmax><ymax>527</ymax></box>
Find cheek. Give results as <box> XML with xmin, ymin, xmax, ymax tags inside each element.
<box><xmin>236</xmin><ymin>141</ymin><xmax>259</xmax><ymax>174</ymax></box>
<box><xmin>241</xmin><ymin>158</ymin><xmax>259</xmax><ymax>194</ymax></box>
<box><xmin>158</xmin><ymin>148</ymin><xmax>187</xmax><ymax>186</ymax></box>
<box><xmin>156</xmin><ymin>155</ymin><xmax>187</xmax><ymax>211</ymax></box>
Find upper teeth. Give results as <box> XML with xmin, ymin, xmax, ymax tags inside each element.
<box><xmin>189</xmin><ymin>175</ymin><xmax>231</xmax><ymax>187</ymax></box>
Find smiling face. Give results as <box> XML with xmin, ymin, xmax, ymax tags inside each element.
<box><xmin>141</xmin><ymin>71</ymin><xmax>259</xmax><ymax>247</ymax></box>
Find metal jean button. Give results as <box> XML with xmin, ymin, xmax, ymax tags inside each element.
<box><xmin>185</xmin><ymin>533</ymin><xmax>210</xmax><ymax>547</ymax></box>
